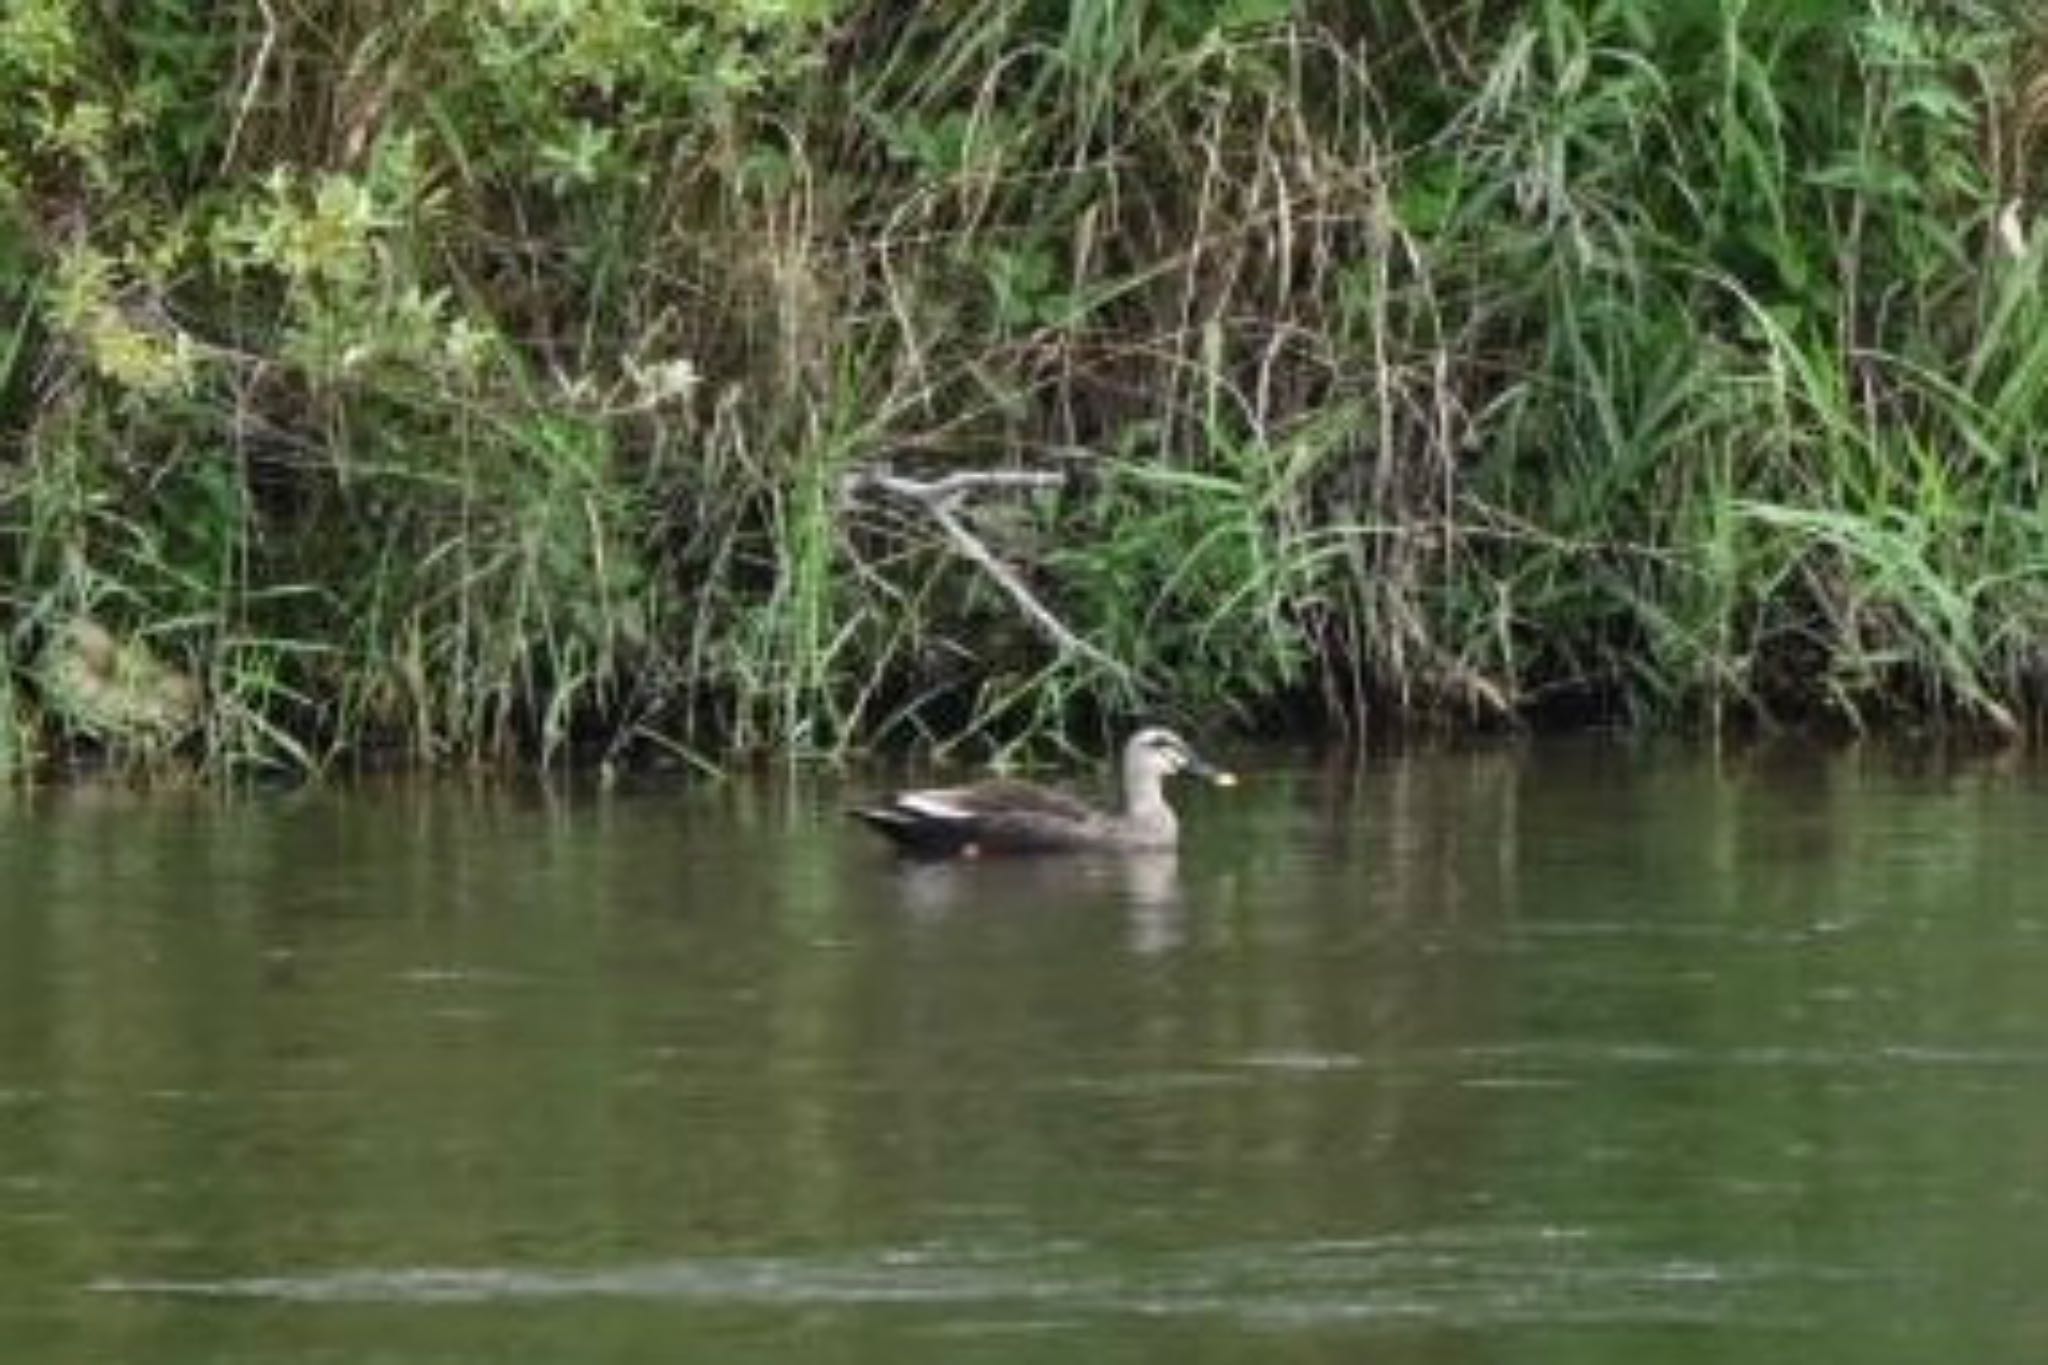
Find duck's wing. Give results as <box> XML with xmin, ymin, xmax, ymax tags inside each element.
<box><xmin>903</xmin><ymin>778</ymin><xmax>1098</xmax><ymax>823</ymax></box>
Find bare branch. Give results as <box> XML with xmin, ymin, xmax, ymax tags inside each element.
<box><xmin>846</xmin><ymin>466</ymin><xmax>1067</xmax><ymax>509</ymax></box>
<box><xmin>843</xmin><ymin>465</ymin><xmax>1136</xmax><ymax>683</ymax></box>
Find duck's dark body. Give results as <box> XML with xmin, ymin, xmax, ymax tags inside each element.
<box><xmin>852</xmin><ymin>779</ymin><xmax>1113</xmax><ymax>857</ymax></box>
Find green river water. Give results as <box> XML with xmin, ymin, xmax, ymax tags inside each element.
<box><xmin>1</xmin><ymin>739</ymin><xmax>2045</xmax><ymax>1362</ymax></box>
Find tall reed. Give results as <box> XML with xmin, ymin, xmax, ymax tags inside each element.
<box><xmin>1</xmin><ymin>0</ymin><xmax>2043</xmax><ymax>776</ymax></box>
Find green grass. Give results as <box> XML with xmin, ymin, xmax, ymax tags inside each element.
<box><xmin>3</xmin><ymin>0</ymin><xmax>2047</xmax><ymax>777</ymax></box>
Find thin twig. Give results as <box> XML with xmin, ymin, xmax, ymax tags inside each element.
<box><xmin>849</xmin><ymin>467</ymin><xmax>1065</xmax><ymax>507</ymax></box>
<box><xmin>222</xmin><ymin>0</ymin><xmax>278</xmax><ymax>173</ymax></box>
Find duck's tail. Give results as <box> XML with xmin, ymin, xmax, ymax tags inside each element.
<box><xmin>848</xmin><ymin>803</ymin><xmax>977</xmax><ymax>857</ymax></box>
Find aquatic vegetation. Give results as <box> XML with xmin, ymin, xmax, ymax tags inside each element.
<box><xmin>1</xmin><ymin>1</ymin><xmax>2043</xmax><ymax>775</ymax></box>
<box><xmin>35</xmin><ymin>617</ymin><xmax>200</xmax><ymax>750</ymax></box>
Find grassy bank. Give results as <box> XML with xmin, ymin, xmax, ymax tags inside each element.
<box><xmin>2</xmin><ymin>0</ymin><xmax>2045</xmax><ymax>775</ymax></box>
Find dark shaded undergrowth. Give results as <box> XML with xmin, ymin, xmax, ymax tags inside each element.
<box><xmin>5</xmin><ymin>0</ymin><xmax>2048</xmax><ymax>775</ymax></box>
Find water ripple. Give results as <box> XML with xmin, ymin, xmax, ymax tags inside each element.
<box><xmin>88</xmin><ymin>1225</ymin><xmax>1885</xmax><ymax>1331</ymax></box>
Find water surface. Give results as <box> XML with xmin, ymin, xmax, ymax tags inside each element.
<box><xmin>3</xmin><ymin>740</ymin><xmax>2046</xmax><ymax>1362</ymax></box>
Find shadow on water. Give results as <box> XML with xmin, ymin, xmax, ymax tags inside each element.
<box><xmin>6</xmin><ymin>740</ymin><xmax>2048</xmax><ymax>1362</ymax></box>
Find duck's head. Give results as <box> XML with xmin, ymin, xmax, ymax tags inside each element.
<box><xmin>1125</xmin><ymin>727</ymin><xmax>1237</xmax><ymax>788</ymax></box>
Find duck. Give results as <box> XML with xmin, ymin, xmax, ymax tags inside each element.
<box><xmin>851</xmin><ymin>727</ymin><xmax>1235</xmax><ymax>857</ymax></box>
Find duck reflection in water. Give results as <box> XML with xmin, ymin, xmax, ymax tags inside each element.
<box><xmin>892</xmin><ymin>850</ymin><xmax>1187</xmax><ymax>954</ymax></box>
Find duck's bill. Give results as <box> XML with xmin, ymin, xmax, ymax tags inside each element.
<box><xmin>1186</xmin><ymin>757</ymin><xmax>1237</xmax><ymax>787</ymax></box>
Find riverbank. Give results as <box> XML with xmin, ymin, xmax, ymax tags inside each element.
<box><xmin>3</xmin><ymin>2</ymin><xmax>2043</xmax><ymax>775</ymax></box>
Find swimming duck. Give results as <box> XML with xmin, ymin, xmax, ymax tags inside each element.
<box><xmin>851</xmin><ymin>727</ymin><xmax>1235</xmax><ymax>857</ymax></box>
